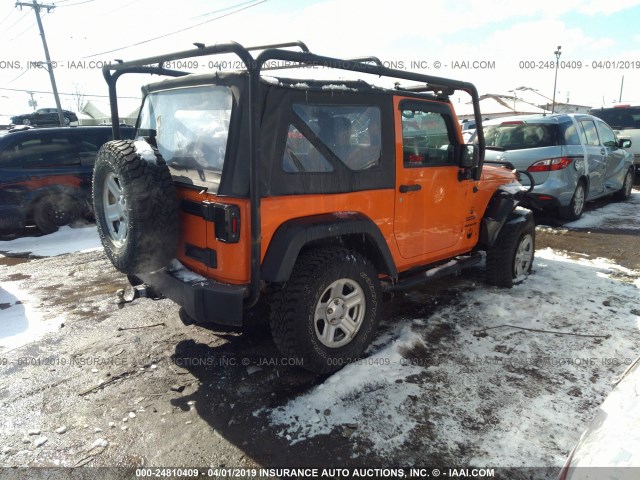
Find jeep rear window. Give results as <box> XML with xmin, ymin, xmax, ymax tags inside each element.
<box><xmin>284</xmin><ymin>105</ymin><xmax>381</xmax><ymax>172</ymax></box>
<box><xmin>483</xmin><ymin>123</ymin><xmax>559</xmax><ymax>150</ymax></box>
<box><xmin>589</xmin><ymin>107</ymin><xmax>640</xmax><ymax>130</ymax></box>
<box><xmin>138</xmin><ymin>86</ymin><xmax>232</xmax><ymax>186</ymax></box>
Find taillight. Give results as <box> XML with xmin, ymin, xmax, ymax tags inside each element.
<box><xmin>211</xmin><ymin>203</ymin><xmax>240</xmax><ymax>243</ymax></box>
<box><xmin>527</xmin><ymin>157</ymin><xmax>573</xmax><ymax>172</ymax></box>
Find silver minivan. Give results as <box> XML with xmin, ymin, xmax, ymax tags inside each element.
<box><xmin>475</xmin><ymin>114</ymin><xmax>635</xmax><ymax>220</ymax></box>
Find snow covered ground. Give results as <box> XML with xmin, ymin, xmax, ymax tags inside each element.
<box><xmin>0</xmin><ymin>225</ymin><xmax>101</xmax><ymax>258</ymax></box>
<box><xmin>566</xmin><ymin>191</ymin><xmax>640</xmax><ymax>231</ymax></box>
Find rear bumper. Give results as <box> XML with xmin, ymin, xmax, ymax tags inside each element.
<box><xmin>519</xmin><ymin>192</ymin><xmax>561</xmax><ymax>211</ymax></box>
<box><xmin>137</xmin><ymin>269</ymin><xmax>247</xmax><ymax>327</ymax></box>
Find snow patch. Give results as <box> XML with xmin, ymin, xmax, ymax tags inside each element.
<box><xmin>0</xmin><ymin>226</ymin><xmax>101</xmax><ymax>257</ymax></box>
<box><xmin>134</xmin><ymin>138</ymin><xmax>157</xmax><ymax>163</ymax></box>
<box><xmin>321</xmin><ymin>84</ymin><xmax>357</xmax><ymax>91</ymax></box>
<box><xmin>0</xmin><ymin>280</ymin><xmax>62</xmax><ymax>353</ymax></box>
<box><xmin>168</xmin><ymin>259</ymin><xmax>207</xmax><ymax>283</ymax></box>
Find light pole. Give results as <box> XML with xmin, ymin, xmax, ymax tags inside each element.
<box><xmin>551</xmin><ymin>46</ymin><xmax>561</xmax><ymax>113</ymax></box>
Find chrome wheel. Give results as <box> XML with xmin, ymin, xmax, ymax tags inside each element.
<box><xmin>514</xmin><ymin>233</ymin><xmax>534</xmax><ymax>278</ymax></box>
<box><xmin>314</xmin><ymin>278</ymin><xmax>366</xmax><ymax>348</ymax></box>
<box><xmin>102</xmin><ymin>172</ymin><xmax>128</xmax><ymax>246</ymax></box>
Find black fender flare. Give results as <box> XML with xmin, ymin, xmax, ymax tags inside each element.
<box><xmin>261</xmin><ymin>212</ymin><xmax>398</xmax><ymax>282</ymax></box>
<box><xmin>479</xmin><ymin>192</ymin><xmax>533</xmax><ymax>249</ymax></box>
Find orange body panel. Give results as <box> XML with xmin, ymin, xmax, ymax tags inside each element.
<box><xmin>175</xmin><ymin>187</ymin><xmax>251</xmax><ymax>285</ymax></box>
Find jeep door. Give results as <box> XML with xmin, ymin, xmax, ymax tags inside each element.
<box><xmin>393</xmin><ymin>99</ymin><xmax>470</xmax><ymax>259</ymax></box>
<box><xmin>576</xmin><ymin>118</ymin><xmax>605</xmax><ymax>197</ymax></box>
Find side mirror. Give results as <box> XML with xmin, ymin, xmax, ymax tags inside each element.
<box><xmin>619</xmin><ymin>138</ymin><xmax>632</xmax><ymax>149</ymax></box>
<box><xmin>460</xmin><ymin>144</ymin><xmax>479</xmax><ymax>168</ymax></box>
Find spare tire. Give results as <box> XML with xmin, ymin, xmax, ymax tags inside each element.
<box><xmin>93</xmin><ymin>139</ymin><xmax>179</xmax><ymax>274</ymax></box>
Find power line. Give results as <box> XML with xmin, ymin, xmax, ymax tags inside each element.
<box><xmin>55</xmin><ymin>0</ymin><xmax>98</xmax><ymax>8</ymax></box>
<box><xmin>9</xmin><ymin>22</ymin><xmax>36</xmax><ymax>41</ymax></box>
<box><xmin>0</xmin><ymin>9</ymin><xmax>18</xmax><ymax>27</ymax></box>
<box><xmin>5</xmin><ymin>10</ymin><xmax>30</xmax><ymax>31</ymax></box>
<box><xmin>82</xmin><ymin>0</ymin><xmax>268</xmax><ymax>59</ymax></box>
<box><xmin>0</xmin><ymin>86</ymin><xmax>140</xmax><ymax>99</ymax></box>
<box><xmin>193</xmin><ymin>0</ymin><xmax>259</xmax><ymax>18</ymax></box>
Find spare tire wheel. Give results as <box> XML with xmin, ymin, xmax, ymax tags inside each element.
<box><xmin>93</xmin><ymin>139</ymin><xmax>179</xmax><ymax>274</ymax></box>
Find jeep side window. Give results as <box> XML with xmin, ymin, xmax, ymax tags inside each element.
<box><xmin>579</xmin><ymin>120</ymin><xmax>600</xmax><ymax>146</ymax></box>
<box><xmin>401</xmin><ymin>110</ymin><xmax>454</xmax><ymax>167</ymax></box>
<box><xmin>282</xmin><ymin>125</ymin><xmax>334</xmax><ymax>173</ymax></box>
<box><xmin>285</xmin><ymin>104</ymin><xmax>382</xmax><ymax>172</ymax></box>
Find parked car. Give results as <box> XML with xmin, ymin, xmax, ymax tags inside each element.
<box><xmin>10</xmin><ymin>108</ymin><xmax>78</xmax><ymax>127</ymax></box>
<box><xmin>93</xmin><ymin>41</ymin><xmax>536</xmax><ymax>375</ymax></box>
<box><xmin>0</xmin><ymin>125</ymin><xmax>133</xmax><ymax>234</ymax></box>
<box><xmin>589</xmin><ymin>104</ymin><xmax>640</xmax><ymax>170</ymax></box>
<box><xmin>559</xmin><ymin>356</ymin><xmax>640</xmax><ymax>479</ymax></box>
<box><xmin>474</xmin><ymin>114</ymin><xmax>634</xmax><ymax>220</ymax></box>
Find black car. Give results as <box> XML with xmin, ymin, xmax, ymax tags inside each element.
<box><xmin>10</xmin><ymin>108</ymin><xmax>79</xmax><ymax>126</ymax></box>
<box><xmin>0</xmin><ymin>125</ymin><xmax>133</xmax><ymax>234</ymax></box>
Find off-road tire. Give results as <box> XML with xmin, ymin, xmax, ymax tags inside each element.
<box><xmin>613</xmin><ymin>167</ymin><xmax>634</xmax><ymax>201</ymax></box>
<box><xmin>269</xmin><ymin>247</ymin><xmax>381</xmax><ymax>374</ymax></box>
<box><xmin>486</xmin><ymin>213</ymin><xmax>535</xmax><ymax>288</ymax></box>
<box><xmin>33</xmin><ymin>195</ymin><xmax>80</xmax><ymax>234</ymax></box>
<box><xmin>559</xmin><ymin>181</ymin><xmax>586</xmax><ymax>220</ymax></box>
<box><xmin>93</xmin><ymin>140</ymin><xmax>179</xmax><ymax>274</ymax></box>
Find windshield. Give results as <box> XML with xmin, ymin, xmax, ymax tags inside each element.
<box><xmin>589</xmin><ymin>107</ymin><xmax>640</xmax><ymax>130</ymax></box>
<box><xmin>138</xmin><ymin>85</ymin><xmax>232</xmax><ymax>176</ymax></box>
<box><xmin>482</xmin><ymin>122</ymin><xmax>559</xmax><ymax>150</ymax></box>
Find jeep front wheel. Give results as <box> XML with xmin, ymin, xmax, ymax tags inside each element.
<box><xmin>270</xmin><ymin>247</ymin><xmax>381</xmax><ymax>374</ymax></box>
<box><xmin>486</xmin><ymin>214</ymin><xmax>535</xmax><ymax>288</ymax></box>
<box><xmin>93</xmin><ymin>140</ymin><xmax>179</xmax><ymax>274</ymax></box>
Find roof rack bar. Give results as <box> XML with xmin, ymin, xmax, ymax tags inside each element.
<box><xmin>105</xmin><ymin>41</ymin><xmax>254</xmax><ymax>73</ymax></box>
<box><xmin>245</xmin><ymin>40</ymin><xmax>309</xmax><ymax>53</ymax></box>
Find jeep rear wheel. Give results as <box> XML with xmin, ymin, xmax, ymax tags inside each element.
<box><xmin>93</xmin><ymin>140</ymin><xmax>179</xmax><ymax>275</ymax></box>
<box><xmin>269</xmin><ymin>247</ymin><xmax>381</xmax><ymax>374</ymax></box>
<box><xmin>486</xmin><ymin>214</ymin><xmax>535</xmax><ymax>288</ymax></box>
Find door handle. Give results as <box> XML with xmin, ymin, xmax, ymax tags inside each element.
<box><xmin>399</xmin><ymin>184</ymin><xmax>422</xmax><ymax>193</ymax></box>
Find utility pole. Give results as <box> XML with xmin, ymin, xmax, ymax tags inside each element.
<box><xmin>551</xmin><ymin>46</ymin><xmax>561</xmax><ymax>113</ymax></box>
<box><xmin>15</xmin><ymin>1</ymin><xmax>65</xmax><ymax>126</ymax></box>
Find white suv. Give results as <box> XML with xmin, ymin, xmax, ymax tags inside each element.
<box><xmin>589</xmin><ymin>104</ymin><xmax>640</xmax><ymax>170</ymax></box>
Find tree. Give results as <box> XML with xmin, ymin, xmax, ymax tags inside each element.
<box><xmin>71</xmin><ymin>83</ymin><xmax>85</xmax><ymax>113</ymax></box>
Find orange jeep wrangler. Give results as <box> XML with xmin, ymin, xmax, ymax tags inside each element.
<box><xmin>94</xmin><ymin>41</ymin><xmax>535</xmax><ymax>373</ymax></box>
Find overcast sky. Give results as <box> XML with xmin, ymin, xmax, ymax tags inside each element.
<box><xmin>1</xmin><ymin>0</ymin><xmax>639</xmax><ymax>115</ymax></box>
